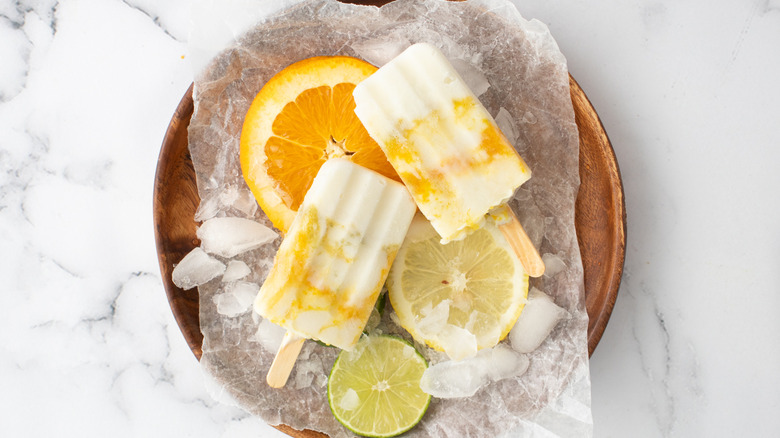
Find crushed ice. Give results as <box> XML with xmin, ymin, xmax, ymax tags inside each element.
<box><xmin>253</xmin><ymin>317</ymin><xmax>287</xmax><ymax>353</ymax></box>
<box><xmin>197</xmin><ymin>217</ymin><xmax>278</xmax><ymax>258</ymax></box>
<box><xmin>194</xmin><ymin>186</ymin><xmax>259</xmax><ymax>222</ymax></box>
<box><xmin>415</xmin><ymin>300</ymin><xmax>479</xmax><ymax>360</ymax></box>
<box><xmin>293</xmin><ymin>344</ymin><xmax>327</xmax><ymax>389</ymax></box>
<box><xmin>420</xmin><ymin>344</ymin><xmax>529</xmax><ymax>398</ymax></box>
<box><xmin>213</xmin><ymin>281</ymin><xmax>259</xmax><ymax>317</ymax></box>
<box><xmin>495</xmin><ymin>107</ymin><xmax>519</xmax><ymax>145</ymax></box>
<box><xmin>416</xmin><ymin>300</ymin><xmax>450</xmax><ymax>336</ymax></box>
<box><xmin>509</xmin><ymin>288</ymin><xmax>570</xmax><ymax>353</ymax></box>
<box><xmin>172</xmin><ymin>247</ymin><xmax>226</xmax><ymax>290</ymax></box>
<box><xmin>542</xmin><ymin>253</ymin><xmax>568</xmax><ymax>278</ymax></box>
<box><xmin>450</xmin><ymin>58</ymin><xmax>490</xmax><ymax>97</ymax></box>
<box><xmin>350</xmin><ymin>32</ymin><xmax>411</xmax><ymax>66</ymax></box>
<box><xmin>521</xmin><ymin>111</ymin><xmax>538</xmax><ymax>125</ymax></box>
<box><xmin>222</xmin><ymin>260</ymin><xmax>252</xmax><ymax>282</ymax></box>
<box><xmin>338</xmin><ymin>388</ymin><xmax>360</xmax><ymax>411</ymax></box>
<box><xmin>439</xmin><ymin>325</ymin><xmax>478</xmax><ymax>360</ymax></box>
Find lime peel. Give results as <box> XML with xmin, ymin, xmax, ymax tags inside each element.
<box><xmin>327</xmin><ymin>335</ymin><xmax>431</xmax><ymax>437</ymax></box>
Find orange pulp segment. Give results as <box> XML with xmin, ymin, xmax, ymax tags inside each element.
<box><xmin>240</xmin><ymin>56</ymin><xmax>399</xmax><ymax>233</ymax></box>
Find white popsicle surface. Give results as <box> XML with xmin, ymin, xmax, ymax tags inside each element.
<box><xmin>353</xmin><ymin>43</ymin><xmax>532</xmax><ymax>243</ymax></box>
<box><xmin>254</xmin><ymin>158</ymin><xmax>416</xmax><ymax>350</ymax></box>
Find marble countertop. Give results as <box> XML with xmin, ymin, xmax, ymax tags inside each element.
<box><xmin>2</xmin><ymin>0</ymin><xmax>778</xmax><ymax>436</ymax></box>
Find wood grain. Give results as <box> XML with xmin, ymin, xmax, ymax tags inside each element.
<box><xmin>569</xmin><ymin>76</ymin><xmax>626</xmax><ymax>355</ymax></box>
<box><xmin>266</xmin><ymin>332</ymin><xmax>307</xmax><ymax>388</ymax></box>
<box><xmin>153</xmin><ymin>83</ymin><xmax>204</xmax><ymax>359</ymax></box>
<box><xmin>498</xmin><ymin>207</ymin><xmax>546</xmax><ymax>278</ymax></box>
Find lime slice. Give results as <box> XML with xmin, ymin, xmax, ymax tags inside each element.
<box><xmin>328</xmin><ymin>335</ymin><xmax>431</xmax><ymax>437</ymax></box>
<box><xmin>387</xmin><ymin>214</ymin><xmax>529</xmax><ymax>360</ymax></box>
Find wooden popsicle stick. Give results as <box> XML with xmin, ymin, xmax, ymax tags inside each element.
<box><xmin>498</xmin><ymin>208</ymin><xmax>545</xmax><ymax>278</ymax></box>
<box><xmin>267</xmin><ymin>331</ymin><xmax>306</xmax><ymax>388</ymax></box>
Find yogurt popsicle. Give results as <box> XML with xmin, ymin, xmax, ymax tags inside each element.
<box><xmin>255</xmin><ymin>158</ymin><xmax>416</xmax><ymax>387</ymax></box>
<box><xmin>353</xmin><ymin>43</ymin><xmax>544</xmax><ymax>276</ymax></box>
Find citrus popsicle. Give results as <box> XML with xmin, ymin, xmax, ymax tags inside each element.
<box><xmin>255</xmin><ymin>158</ymin><xmax>416</xmax><ymax>387</ymax></box>
<box><xmin>353</xmin><ymin>43</ymin><xmax>544</xmax><ymax>276</ymax></box>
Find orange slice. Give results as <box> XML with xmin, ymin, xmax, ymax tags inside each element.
<box><xmin>240</xmin><ymin>56</ymin><xmax>399</xmax><ymax>233</ymax></box>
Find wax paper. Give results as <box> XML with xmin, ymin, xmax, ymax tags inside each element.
<box><xmin>186</xmin><ymin>0</ymin><xmax>592</xmax><ymax>436</ymax></box>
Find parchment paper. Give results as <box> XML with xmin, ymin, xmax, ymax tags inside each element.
<box><xmin>187</xmin><ymin>0</ymin><xmax>592</xmax><ymax>436</ymax></box>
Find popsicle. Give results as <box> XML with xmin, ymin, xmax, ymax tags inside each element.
<box><xmin>352</xmin><ymin>43</ymin><xmax>544</xmax><ymax>277</ymax></box>
<box><xmin>255</xmin><ymin>158</ymin><xmax>417</xmax><ymax>387</ymax></box>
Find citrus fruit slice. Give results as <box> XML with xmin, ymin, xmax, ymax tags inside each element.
<box><xmin>328</xmin><ymin>335</ymin><xmax>430</xmax><ymax>438</ymax></box>
<box><xmin>240</xmin><ymin>56</ymin><xmax>399</xmax><ymax>232</ymax></box>
<box><xmin>387</xmin><ymin>214</ymin><xmax>529</xmax><ymax>360</ymax></box>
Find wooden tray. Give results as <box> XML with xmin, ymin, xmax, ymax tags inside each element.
<box><xmin>154</xmin><ymin>74</ymin><xmax>624</xmax><ymax>438</ymax></box>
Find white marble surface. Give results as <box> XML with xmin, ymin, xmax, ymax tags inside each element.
<box><xmin>1</xmin><ymin>0</ymin><xmax>778</xmax><ymax>436</ymax></box>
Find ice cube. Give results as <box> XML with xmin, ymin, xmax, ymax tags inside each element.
<box><xmin>439</xmin><ymin>324</ymin><xmax>478</xmax><ymax>360</ymax></box>
<box><xmin>171</xmin><ymin>247</ymin><xmax>226</xmax><ymax>290</ymax></box>
<box><xmin>465</xmin><ymin>310</ymin><xmax>501</xmax><ymax>350</ymax></box>
<box><xmin>419</xmin><ymin>355</ymin><xmax>486</xmax><ymax>398</ymax></box>
<box><xmin>416</xmin><ymin>300</ymin><xmax>451</xmax><ymax>336</ymax></box>
<box><xmin>542</xmin><ymin>253</ymin><xmax>568</xmax><ymax>277</ymax></box>
<box><xmin>194</xmin><ymin>186</ymin><xmax>259</xmax><ymax>221</ymax></box>
<box><xmin>420</xmin><ymin>345</ymin><xmax>528</xmax><ymax>398</ymax></box>
<box><xmin>495</xmin><ymin>107</ymin><xmax>519</xmax><ymax>145</ymax></box>
<box><xmin>509</xmin><ymin>288</ymin><xmax>570</xmax><ymax>353</ymax></box>
<box><xmin>227</xmin><ymin>187</ymin><xmax>259</xmax><ymax>217</ymax></box>
<box><xmin>315</xmin><ymin>373</ymin><xmax>328</xmax><ymax>388</ymax></box>
<box><xmin>364</xmin><ymin>306</ymin><xmax>382</xmax><ymax>334</ymax></box>
<box><xmin>450</xmin><ymin>58</ymin><xmax>490</xmax><ymax>97</ymax></box>
<box><xmin>338</xmin><ymin>388</ymin><xmax>360</xmax><ymax>411</ymax></box>
<box><xmin>254</xmin><ymin>317</ymin><xmax>286</xmax><ymax>353</ymax></box>
<box><xmin>194</xmin><ymin>194</ymin><xmax>221</xmax><ymax>222</ymax></box>
<box><xmin>213</xmin><ymin>281</ymin><xmax>259</xmax><ymax>317</ymax></box>
<box><xmin>487</xmin><ymin>344</ymin><xmax>529</xmax><ymax>381</ymax></box>
<box><xmin>222</xmin><ymin>260</ymin><xmax>251</xmax><ymax>282</ymax></box>
<box><xmin>293</xmin><ymin>358</ymin><xmax>323</xmax><ymax>390</ymax></box>
<box><xmin>415</xmin><ymin>301</ymin><xmax>482</xmax><ymax>360</ymax></box>
<box><xmin>197</xmin><ymin>217</ymin><xmax>277</xmax><ymax>258</ymax></box>
<box><xmin>350</xmin><ymin>34</ymin><xmax>411</xmax><ymax>66</ymax></box>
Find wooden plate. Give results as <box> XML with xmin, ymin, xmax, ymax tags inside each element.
<box><xmin>154</xmin><ymin>76</ymin><xmax>624</xmax><ymax>437</ymax></box>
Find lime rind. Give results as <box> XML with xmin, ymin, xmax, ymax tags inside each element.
<box><xmin>327</xmin><ymin>335</ymin><xmax>431</xmax><ymax>438</ymax></box>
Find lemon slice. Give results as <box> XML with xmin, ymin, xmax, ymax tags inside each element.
<box><xmin>387</xmin><ymin>214</ymin><xmax>529</xmax><ymax>360</ymax></box>
<box><xmin>328</xmin><ymin>335</ymin><xmax>430</xmax><ymax>437</ymax></box>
